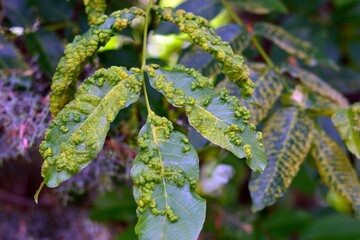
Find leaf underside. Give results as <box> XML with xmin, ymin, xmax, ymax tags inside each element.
<box><xmin>50</xmin><ymin>7</ymin><xmax>144</xmax><ymax>117</ymax></box>
<box><xmin>249</xmin><ymin>108</ymin><xmax>313</xmax><ymax>211</ymax></box>
<box><xmin>146</xmin><ymin>65</ymin><xmax>266</xmax><ymax>172</ymax></box>
<box><xmin>332</xmin><ymin>103</ymin><xmax>360</xmax><ymax>159</ymax></box>
<box><xmin>312</xmin><ymin>130</ymin><xmax>360</xmax><ymax>218</ymax></box>
<box><xmin>40</xmin><ymin>67</ymin><xmax>142</xmax><ymax>187</ymax></box>
<box><xmin>131</xmin><ymin>112</ymin><xmax>206</xmax><ymax>240</ymax></box>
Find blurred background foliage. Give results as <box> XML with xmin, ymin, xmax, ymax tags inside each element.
<box><xmin>1</xmin><ymin>0</ymin><xmax>360</xmax><ymax>239</ymax></box>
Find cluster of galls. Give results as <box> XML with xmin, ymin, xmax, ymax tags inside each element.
<box><xmin>155</xmin><ymin>6</ymin><xmax>254</xmax><ymax>99</ymax></box>
<box><xmin>50</xmin><ymin>7</ymin><xmax>144</xmax><ymax>117</ymax></box>
<box><xmin>84</xmin><ymin>0</ymin><xmax>107</xmax><ymax>25</ymax></box>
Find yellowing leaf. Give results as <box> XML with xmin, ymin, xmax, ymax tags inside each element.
<box><xmin>312</xmin><ymin>130</ymin><xmax>360</xmax><ymax>217</ymax></box>
<box><xmin>131</xmin><ymin>112</ymin><xmax>206</xmax><ymax>240</ymax></box>
<box><xmin>249</xmin><ymin>108</ymin><xmax>313</xmax><ymax>211</ymax></box>
<box><xmin>146</xmin><ymin>65</ymin><xmax>266</xmax><ymax>172</ymax></box>
<box><xmin>332</xmin><ymin>103</ymin><xmax>360</xmax><ymax>159</ymax></box>
<box><xmin>84</xmin><ymin>0</ymin><xmax>107</xmax><ymax>25</ymax></box>
<box><xmin>40</xmin><ymin>67</ymin><xmax>142</xmax><ymax>187</ymax></box>
<box><xmin>50</xmin><ymin>7</ymin><xmax>144</xmax><ymax>117</ymax></box>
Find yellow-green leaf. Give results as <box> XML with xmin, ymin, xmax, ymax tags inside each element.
<box><xmin>84</xmin><ymin>0</ymin><xmax>107</xmax><ymax>25</ymax></box>
<box><xmin>50</xmin><ymin>7</ymin><xmax>144</xmax><ymax>117</ymax></box>
<box><xmin>131</xmin><ymin>112</ymin><xmax>206</xmax><ymax>240</ymax></box>
<box><xmin>146</xmin><ymin>65</ymin><xmax>266</xmax><ymax>172</ymax></box>
<box><xmin>155</xmin><ymin>6</ymin><xmax>254</xmax><ymax>98</ymax></box>
<box><xmin>249</xmin><ymin>108</ymin><xmax>313</xmax><ymax>211</ymax></box>
<box><xmin>332</xmin><ymin>103</ymin><xmax>360</xmax><ymax>159</ymax></box>
<box><xmin>312</xmin><ymin>130</ymin><xmax>360</xmax><ymax>217</ymax></box>
<box><xmin>40</xmin><ymin>67</ymin><xmax>142</xmax><ymax>187</ymax></box>
<box><xmin>281</xmin><ymin>65</ymin><xmax>349</xmax><ymax>108</ymax></box>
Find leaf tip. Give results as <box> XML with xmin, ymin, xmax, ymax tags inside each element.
<box><xmin>34</xmin><ymin>181</ymin><xmax>45</xmax><ymax>204</ymax></box>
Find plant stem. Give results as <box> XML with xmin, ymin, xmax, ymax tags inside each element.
<box><xmin>220</xmin><ymin>0</ymin><xmax>275</xmax><ymax>68</ymax></box>
<box><xmin>141</xmin><ymin>0</ymin><xmax>155</xmax><ymax>113</ymax></box>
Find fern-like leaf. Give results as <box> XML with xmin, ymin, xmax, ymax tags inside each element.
<box><xmin>332</xmin><ymin>103</ymin><xmax>360</xmax><ymax>159</ymax></box>
<box><xmin>249</xmin><ymin>108</ymin><xmax>313</xmax><ymax>211</ymax></box>
<box><xmin>50</xmin><ymin>7</ymin><xmax>144</xmax><ymax>117</ymax></box>
<box><xmin>131</xmin><ymin>111</ymin><xmax>206</xmax><ymax>240</ymax></box>
<box><xmin>156</xmin><ymin>6</ymin><xmax>254</xmax><ymax>98</ymax></box>
<box><xmin>146</xmin><ymin>65</ymin><xmax>266</xmax><ymax>172</ymax></box>
<box><xmin>40</xmin><ymin>67</ymin><xmax>142</xmax><ymax>187</ymax></box>
<box><xmin>312</xmin><ymin>130</ymin><xmax>360</xmax><ymax>217</ymax></box>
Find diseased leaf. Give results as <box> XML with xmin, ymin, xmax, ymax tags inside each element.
<box><xmin>84</xmin><ymin>0</ymin><xmax>107</xmax><ymax>25</ymax></box>
<box><xmin>249</xmin><ymin>108</ymin><xmax>313</xmax><ymax>211</ymax></box>
<box><xmin>39</xmin><ymin>67</ymin><xmax>142</xmax><ymax>187</ymax></box>
<box><xmin>281</xmin><ymin>65</ymin><xmax>349</xmax><ymax>108</ymax></box>
<box><xmin>332</xmin><ymin>103</ymin><xmax>360</xmax><ymax>158</ymax></box>
<box><xmin>146</xmin><ymin>65</ymin><xmax>266</xmax><ymax>172</ymax></box>
<box><xmin>312</xmin><ymin>130</ymin><xmax>360</xmax><ymax>217</ymax></box>
<box><xmin>227</xmin><ymin>0</ymin><xmax>288</xmax><ymax>14</ymax></box>
<box><xmin>179</xmin><ymin>24</ymin><xmax>250</xmax><ymax>77</ymax></box>
<box><xmin>176</xmin><ymin>0</ymin><xmax>223</xmax><ymax>20</ymax></box>
<box><xmin>131</xmin><ymin>112</ymin><xmax>206</xmax><ymax>240</ymax></box>
<box><xmin>50</xmin><ymin>7</ymin><xmax>144</xmax><ymax>117</ymax></box>
<box><xmin>156</xmin><ymin>7</ymin><xmax>254</xmax><ymax>98</ymax></box>
<box><xmin>254</xmin><ymin>22</ymin><xmax>328</xmax><ymax>66</ymax></box>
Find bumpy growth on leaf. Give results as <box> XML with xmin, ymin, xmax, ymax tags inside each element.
<box><xmin>146</xmin><ymin>65</ymin><xmax>266</xmax><ymax>172</ymax></box>
<box><xmin>332</xmin><ymin>103</ymin><xmax>360</xmax><ymax>159</ymax></box>
<box><xmin>50</xmin><ymin>7</ymin><xmax>144</xmax><ymax>117</ymax></box>
<box><xmin>40</xmin><ymin>66</ymin><xmax>142</xmax><ymax>187</ymax></box>
<box><xmin>312</xmin><ymin>130</ymin><xmax>360</xmax><ymax>218</ymax></box>
<box><xmin>249</xmin><ymin>108</ymin><xmax>313</xmax><ymax>211</ymax></box>
<box><xmin>155</xmin><ymin>6</ymin><xmax>254</xmax><ymax>98</ymax></box>
<box><xmin>281</xmin><ymin>65</ymin><xmax>349</xmax><ymax>108</ymax></box>
<box><xmin>84</xmin><ymin>0</ymin><xmax>107</xmax><ymax>25</ymax></box>
<box><xmin>131</xmin><ymin>111</ymin><xmax>206</xmax><ymax>240</ymax></box>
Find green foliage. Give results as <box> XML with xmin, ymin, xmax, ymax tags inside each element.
<box><xmin>32</xmin><ymin>0</ymin><xmax>360</xmax><ymax>238</ymax></box>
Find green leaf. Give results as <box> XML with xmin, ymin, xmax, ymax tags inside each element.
<box><xmin>50</xmin><ymin>7</ymin><xmax>144</xmax><ymax>117</ymax></box>
<box><xmin>84</xmin><ymin>0</ymin><xmax>107</xmax><ymax>25</ymax></box>
<box><xmin>249</xmin><ymin>108</ymin><xmax>313</xmax><ymax>211</ymax></box>
<box><xmin>179</xmin><ymin>24</ymin><xmax>250</xmax><ymax>77</ymax></box>
<box><xmin>39</xmin><ymin>67</ymin><xmax>142</xmax><ymax>188</ymax></box>
<box><xmin>254</xmin><ymin>22</ymin><xmax>328</xmax><ymax>66</ymax></box>
<box><xmin>281</xmin><ymin>65</ymin><xmax>349</xmax><ymax>108</ymax></box>
<box><xmin>332</xmin><ymin>103</ymin><xmax>360</xmax><ymax>159</ymax></box>
<box><xmin>146</xmin><ymin>65</ymin><xmax>266</xmax><ymax>172</ymax></box>
<box><xmin>131</xmin><ymin>111</ymin><xmax>206</xmax><ymax>240</ymax></box>
<box><xmin>176</xmin><ymin>0</ymin><xmax>223</xmax><ymax>21</ymax></box>
<box><xmin>312</xmin><ymin>130</ymin><xmax>360</xmax><ymax>218</ymax></box>
<box><xmin>227</xmin><ymin>0</ymin><xmax>288</xmax><ymax>14</ymax></box>
<box><xmin>156</xmin><ymin>7</ymin><xmax>254</xmax><ymax>98</ymax></box>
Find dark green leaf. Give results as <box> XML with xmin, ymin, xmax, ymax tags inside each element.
<box><xmin>281</xmin><ymin>65</ymin><xmax>349</xmax><ymax>108</ymax></box>
<box><xmin>332</xmin><ymin>103</ymin><xmax>360</xmax><ymax>159</ymax></box>
<box><xmin>254</xmin><ymin>22</ymin><xmax>329</xmax><ymax>66</ymax></box>
<box><xmin>146</xmin><ymin>65</ymin><xmax>266</xmax><ymax>172</ymax></box>
<box><xmin>49</xmin><ymin>7</ymin><xmax>144</xmax><ymax>116</ymax></box>
<box><xmin>249</xmin><ymin>108</ymin><xmax>313</xmax><ymax>211</ymax></box>
<box><xmin>179</xmin><ymin>24</ymin><xmax>250</xmax><ymax>77</ymax></box>
<box><xmin>312</xmin><ymin>130</ymin><xmax>360</xmax><ymax>218</ymax></box>
<box><xmin>131</xmin><ymin>112</ymin><xmax>205</xmax><ymax>240</ymax></box>
<box><xmin>39</xmin><ymin>67</ymin><xmax>142</xmax><ymax>188</ymax></box>
<box><xmin>227</xmin><ymin>0</ymin><xmax>288</xmax><ymax>14</ymax></box>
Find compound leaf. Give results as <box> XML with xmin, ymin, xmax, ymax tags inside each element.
<box><xmin>332</xmin><ymin>103</ymin><xmax>360</xmax><ymax>159</ymax></box>
<box><xmin>227</xmin><ymin>0</ymin><xmax>287</xmax><ymax>14</ymax></box>
<box><xmin>146</xmin><ymin>65</ymin><xmax>266</xmax><ymax>172</ymax></box>
<box><xmin>282</xmin><ymin>65</ymin><xmax>349</xmax><ymax>108</ymax></box>
<box><xmin>156</xmin><ymin>7</ymin><xmax>254</xmax><ymax>98</ymax></box>
<box><xmin>312</xmin><ymin>130</ymin><xmax>360</xmax><ymax>217</ymax></box>
<box><xmin>50</xmin><ymin>7</ymin><xmax>144</xmax><ymax>117</ymax></box>
<box><xmin>254</xmin><ymin>22</ymin><xmax>327</xmax><ymax>66</ymax></box>
<box><xmin>131</xmin><ymin>112</ymin><xmax>206</xmax><ymax>240</ymax></box>
<box><xmin>249</xmin><ymin>108</ymin><xmax>313</xmax><ymax>211</ymax></box>
<box><xmin>39</xmin><ymin>67</ymin><xmax>142</xmax><ymax>188</ymax></box>
<box><xmin>179</xmin><ymin>24</ymin><xmax>250</xmax><ymax>77</ymax></box>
